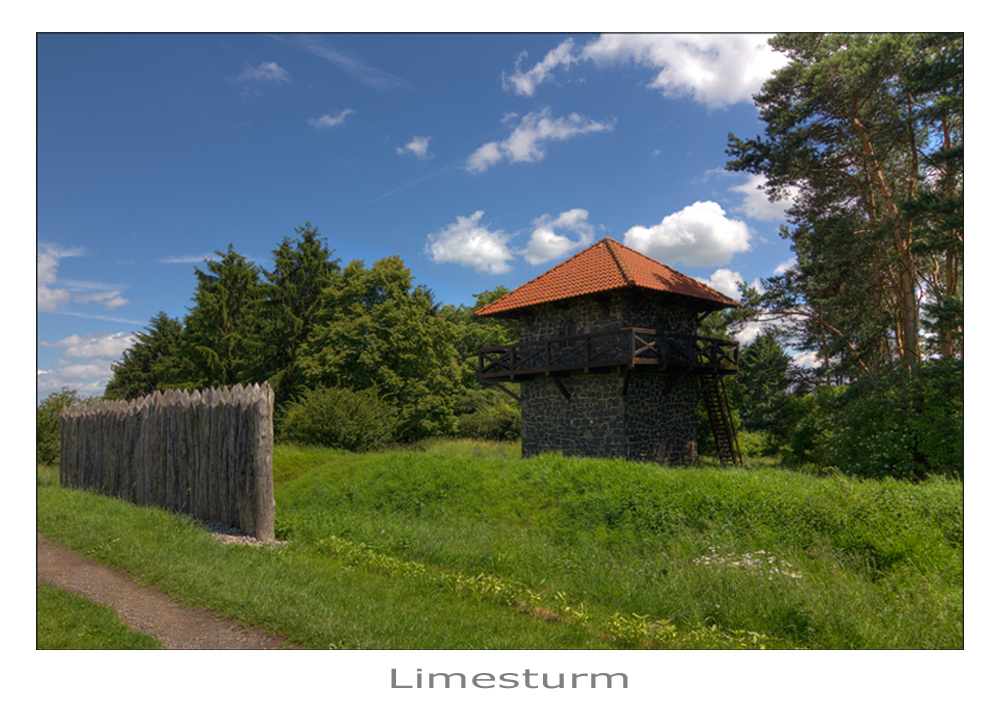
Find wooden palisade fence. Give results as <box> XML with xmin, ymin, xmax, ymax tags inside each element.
<box><xmin>59</xmin><ymin>383</ymin><xmax>275</xmax><ymax>541</ymax></box>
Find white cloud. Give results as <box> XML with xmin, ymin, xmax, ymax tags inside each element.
<box><xmin>41</xmin><ymin>332</ymin><xmax>137</xmax><ymax>360</ymax></box>
<box><xmin>308</xmin><ymin>109</ymin><xmax>354</xmax><ymax>128</ymax></box>
<box><xmin>733</xmin><ymin>321</ymin><xmax>763</xmax><ymax>345</ymax></box>
<box><xmin>237</xmin><ymin>61</ymin><xmax>290</xmax><ymax>82</ymax></box>
<box><xmin>466</xmin><ymin>108</ymin><xmax>614</xmax><ymax>173</ymax></box>
<box><xmin>425</xmin><ymin>211</ymin><xmax>514</xmax><ymax>274</ymax></box>
<box><xmin>730</xmin><ymin>175</ymin><xmax>797</xmax><ymax>221</ymax></box>
<box><xmin>774</xmin><ymin>257</ymin><xmax>796</xmax><ymax>275</ymax></box>
<box><xmin>72</xmin><ymin>290</ymin><xmax>130</xmax><ymax>310</ymax></box>
<box><xmin>397</xmin><ymin>136</ymin><xmax>433</xmax><ymax>159</ymax></box>
<box><xmin>700</xmin><ymin>268</ymin><xmax>745</xmax><ymax>301</ymax></box>
<box><xmin>523</xmin><ymin>209</ymin><xmax>595</xmax><ymax>266</ymax></box>
<box><xmin>157</xmin><ymin>253</ymin><xmax>216</xmax><ymax>264</ymax></box>
<box><xmin>38</xmin><ymin>247</ymin><xmax>131</xmax><ymax>312</ymax></box>
<box><xmin>735</xmin><ymin>314</ymin><xmax>810</xmax><ymax>349</ymax></box>
<box><xmin>37</xmin><ymin>331</ymin><xmax>139</xmax><ymax>401</ymax></box>
<box><xmin>623</xmin><ymin>201</ymin><xmax>753</xmax><ymax>268</ymax></box>
<box><xmin>37</xmin><ymin>248</ymin><xmax>71</xmax><ymax>311</ymax></box>
<box><xmin>581</xmin><ymin>34</ymin><xmax>787</xmax><ymax>110</ymax></box>
<box><xmin>52</xmin><ymin>359</ymin><xmax>116</xmax><ymax>381</ymax></box>
<box><xmin>36</xmin><ymin>368</ymin><xmax>108</xmax><ymax>402</ymax></box>
<box><xmin>501</xmin><ymin>38</ymin><xmax>578</xmax><ymax>97</ymax></box>
<box><xmin>466</xmin><ymin>142</ymin><xmax>504</xmax><ymax>174</ymax></box>
<box><xmin>695</xmin><ymin>267</ymin><xmax>761</xmax><ymax>301</ymax></box>
<box><xmin>499</xmin><ymin>35</ymin><xmax>786</xmax><ymax>110</ymax></box>
<box><xmin>793</xmin><ymin>351</ymin><xmax>822</xmax><ymax>369</ymax></box>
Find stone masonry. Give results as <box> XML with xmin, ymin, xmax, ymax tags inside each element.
<box><xmin>517</xmin><ymin>290</ymin><xmax>700</xmax><ymax>466</ymax></box>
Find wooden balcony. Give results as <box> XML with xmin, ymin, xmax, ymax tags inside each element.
<box><xmin>478</xmin><ymin>327</ymin><xmax>739</xmax><ymax>382</ymax></box>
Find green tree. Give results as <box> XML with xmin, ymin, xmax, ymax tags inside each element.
<box><xmin>825</xmin><ymin>360</ymin><xmax>962</xmax><ymax>479</ymax></box>
<box><xmin>37</xmin><ymin>388</ymin><xmax>96</xmax><ymax>464</ymax></box>
<box><xmin>439</xmin><ymin>287</ymin><xmax>523</xmax><ymax>440</ymax></box>
<box><xmin>182</xmin><ymin>245</ymin><xmax>264</xmax><ymax>388</ymax></box>
<box><xmin>776</xmin><ymin>385</ymin><xmax>841</xmax><ymax>467</ymax></box>
<box><xmin>733</xmin><ymin>332</ymin><xmax>792</xmax><ymax>434</ymax></box>
<box><xmin>439</xmin><ymin>286</ymin><xmax>518</xmax><ymax>391</ymax></box>
<box><xmin>105</xmin><ymin>312</ymin><xmax>192</xmax><ymax>400</ymax></box>
<box><xmin>258</xmin><ymin>223</ymin><xmax>341</xmax><ymax>405</ymax></box>
<box><xmin>901</xmin><ymin>33</ymin><xmax>964</xmax><ymax>359</ymax></box>
<box><xmin>296</xmin><ymin>256</ymin><xmax>464</xmax><ymax>441</ymax></box>
<box><xmin>727</xmin><ymin>33</ymin><xmax>963</xmax><ymax>372</ymax></box>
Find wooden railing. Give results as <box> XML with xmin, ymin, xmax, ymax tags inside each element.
<box><xmin>478</xmin><ymin>328</ymin><xmax>738</xmax><ymax>381</ymax></box>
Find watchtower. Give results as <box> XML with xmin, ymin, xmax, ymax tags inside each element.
<box><xmin>475</xmin><ymin>237</ymin><xmax>742</xmax><ymax>466</ymax></box>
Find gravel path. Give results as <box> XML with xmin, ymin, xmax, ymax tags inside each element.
<box><xmin>36</xmin><ymin>531</ymin><xmax>300</xmax><ymax>650</ymax></box>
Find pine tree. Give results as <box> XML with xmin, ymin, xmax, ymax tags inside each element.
<box><xmin>901</xmin><ymin>33</ymin><xmax>963</xmax><ymax>359</ymax></box>
<box><xmin>105</xmin><ymin>311</ymin><xmax>192</xmax><ymax>400</ymax></box>
<box><xmin>733</xmin><ymin>332</ymin><xmax>792</xmax><ymax>433</ymax></box>
<box><xmin>727</xmin><ymin>33</ymin><xmax>963</xmax><ymax>373</ymax></box>
<box><xmin>182</xmin><ymin>245</ymin><xmax>264</xmax><ymax>388</ymax></box>
<box><xmin>258</xmin><ymin>223</ymin><xmax>341</xmax><ymax>403</ymax></box>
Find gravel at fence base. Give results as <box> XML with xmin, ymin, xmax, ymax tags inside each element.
<box><xmin>196</xmin><ymin>519</ymin><xmax>288</xmax><ymax>547</ymax></box>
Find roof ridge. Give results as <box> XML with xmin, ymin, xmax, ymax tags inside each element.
<box><xmin>603</xmin><ymin>237</ymin><xmax>636</xmax><ymax>287</ymax></box>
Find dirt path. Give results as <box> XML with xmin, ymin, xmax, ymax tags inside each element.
<box><xmin>36</xmin><ymin>532</ymin><xmax>300</xmax><ymax>649</ymax></box>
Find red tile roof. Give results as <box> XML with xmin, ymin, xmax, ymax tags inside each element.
<box><xmin>475</xmin><ymin>237</ymin><xmax>740</xmax><ymax>317</ymax></box>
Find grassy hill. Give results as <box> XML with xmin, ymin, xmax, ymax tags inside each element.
<box><xmin>36</xmin><ymin>440</ymin><xmax>963</xmax><ymax>649</ymax></box>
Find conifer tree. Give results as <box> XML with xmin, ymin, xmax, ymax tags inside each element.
<box><xmin>733</xmin><ymin>332</ymin><xmax>792</xmax><ymax>433</ymax></box>
<box><xmin>182</xmin><ymin>245</ymin><xmax>264</xmax><ymax>387</ymax></box>
<box><xmin>258</xmin><ymin>222</ymin><xmax>341</xmax><ymax>403</ymax></box>
<box><xmin>727</xmin><ymin>33</ymin><xmax>963</xmax><ymax>372</ymax></box>
<box><xmin>105</xmin><ymin>311</ymin><xmax>191</xmax><ymax>400</ymax></box>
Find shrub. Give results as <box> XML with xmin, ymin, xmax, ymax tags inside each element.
<box><xmin>736</xmin><ymin>430</ymin><xmax>777</xmax><ymax>458</ymax></box>
<box><xmin>37</xmin><ymin>388</ymin><xmax>96</xmax><ymax>465</ymax></box>
<box><xmin>826</xmin><ymin>359</ymin><xmax>963</xmax><ymax>480</ymax></box>
<box><xmin>777</xmin><ymin>387</ymin><xmax>841</xmax><ymax>467</ymax></box>
<box><xmin>279</xmin><ymin>386</ymin><xmax>399</xmax><ymax>452</ymax></box>
<box><xmin>457</xmin><ymin>399</ymin><xmax>521</xmax><ymax>441</ymax></box>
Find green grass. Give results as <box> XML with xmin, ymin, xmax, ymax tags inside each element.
<box><xmin>36</xmin><ymin>583</ymin><xmax>162</xmax><ymax>649</ymax></box>
<box><xmin>36</xmin><ymin>462</ymin><xmax>600</xmax><ymax>649</ymax></box>
<box><xmin>36</xmin><ymin>444</ymin><xmax>963</xmax><ymax>649</ymax></box>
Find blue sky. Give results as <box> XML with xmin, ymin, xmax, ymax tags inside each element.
<box><xmin>38</xmin><ymin>33</ymin><xmax>805</xmax><ymax>403</ymax></box>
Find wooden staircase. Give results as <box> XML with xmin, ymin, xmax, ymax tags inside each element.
<box><xmin>699</xmin><ymin>374</ymin><xmax>742</xmax><ymax>466</ymax></box>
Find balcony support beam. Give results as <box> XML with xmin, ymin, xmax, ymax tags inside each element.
<box><xmin>491</xmin><ymin>382</ymin><xmax>521</xmax><ymax>403</ymax></box>
<box><xmin>621</xmin><ymin>369</ymin><xmax>632</xmax><ymax>399</ymax></box>
<box><xmin>551</xmin><ymin>375</ymin><xmax>571</xmax><ymax>401</ymax></box>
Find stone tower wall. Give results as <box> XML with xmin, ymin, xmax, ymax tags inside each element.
<box><xmin>520</xmin><ymin>371</ymin><xmax>699</xmax><ymax>466</ymax></box>
<box><xmin>521</xmin><ymin>375</ymin><xmax>628</xmax><ymax>460</ymax></box>
<box><xmin>515</xmin><ymin>289</ymin><xmax>702</xmax><ymax>466</ymax></box>
<box><xmin>620</xmin><ymin>372</ymin><xmax>699</xmax><ymax>465</ymax></box>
